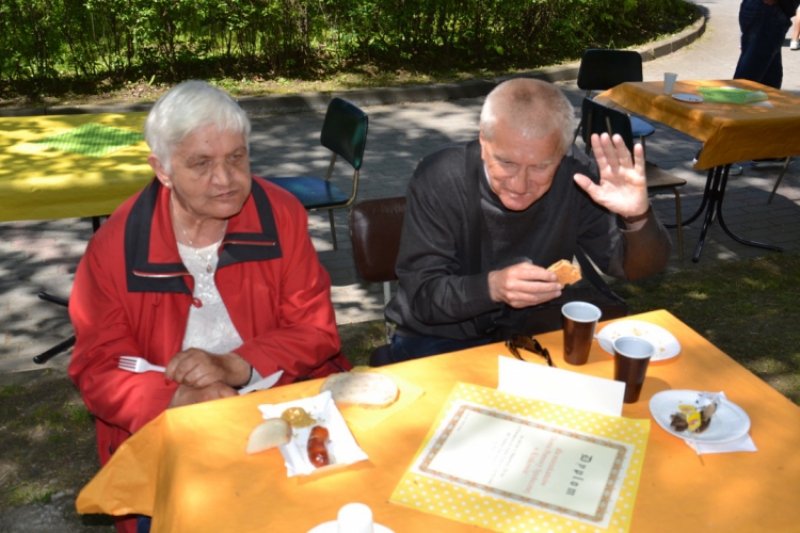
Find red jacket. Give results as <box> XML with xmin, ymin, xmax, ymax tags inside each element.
<box><xmin>69</xmin><ymin>176</ymin><xmax>350</xmax><ymax>466</ymax></box>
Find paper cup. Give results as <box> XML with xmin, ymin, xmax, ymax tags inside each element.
<box><xmin>663</xmin><ymin>72</ymin><xmax>678</xmax><ymax>95</ymax></box>
<box><xmin>561</xmin><ymin>302</ymin><xmax>602</xmax><ymax>365</ymax></box>
<box><xmin>613</xmin><ymin>336</ymin><xmax>655</xmax><ymax>403</ymax></box>
<box><xmin>337</xmin><ymin>503</ymin><xmax>374</xmax><ymax>533</ymax></box>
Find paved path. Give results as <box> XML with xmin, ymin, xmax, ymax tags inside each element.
<box><xmin>2</xmin><ymin>0</ymin><xmax>800</xmax><ymax>374</ymax></box>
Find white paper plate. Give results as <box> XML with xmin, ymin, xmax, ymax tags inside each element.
<box><xmin>595</xmin><ymin>320</ymin><xmax>681</xmax><ymax>361</ymax></box>
<box><xmin>308</xmin><ymin>522</ymin><xmax>394</xmax><ymax>533</ymax></box>
<box><xmin>672</xmin><ymin>93</ymin><xmax>703</xmax><ymax>103</ymax></box>
<box><xmin>649</xmin><ymin>390</ymin><xmax>751</xmax><ymax>443</ymax></box>
<box><xmin>258</xmin><ymin>391</ymin><xmax>368</xmax><ymax>476</ymax></box>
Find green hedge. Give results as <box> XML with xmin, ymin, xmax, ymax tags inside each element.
<box><xmin>0</xmin><ymin>0</ymin><xmax>696</xmax><ymax>89</ymax></box>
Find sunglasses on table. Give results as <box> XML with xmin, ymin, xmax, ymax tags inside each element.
<box><xmin>505</xmin><ymin>334</ymin><xmax>554</xmax><ymax>367</ymax></box>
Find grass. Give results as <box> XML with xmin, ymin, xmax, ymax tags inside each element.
<box><xmin>1</xmin><ymin>252</ymin><xmax>799</xmax><ymax>518</ymax></box>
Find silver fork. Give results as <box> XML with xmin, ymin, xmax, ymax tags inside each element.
<box><xmin>118</xmin><ymin>356</ymin><xmax>166</xmax><ymax>374</ymax></box>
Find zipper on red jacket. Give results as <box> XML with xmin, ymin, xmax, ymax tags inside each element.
<box><xmin>131</xmin><ymin>270</ymin><xmax>187</xmax><ymax>278</ymax></box>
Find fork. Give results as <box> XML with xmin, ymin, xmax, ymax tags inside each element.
<box><xmin>118</xmin><ymin>356</ymin><xmax>166</xmax><ymax>374</ymax></box>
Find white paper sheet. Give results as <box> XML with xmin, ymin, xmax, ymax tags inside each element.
<box><xmin>497</xmin><ymin>357</ymin><xmax>625</xmax><ymax>416</ymax></box>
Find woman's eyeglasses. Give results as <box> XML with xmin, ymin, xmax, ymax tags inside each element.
<box><xmin>505</xmin><ymin>335</ymin><xmax>554</xmax><ymax>367</ymax></box>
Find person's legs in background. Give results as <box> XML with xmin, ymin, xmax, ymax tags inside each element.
<box><xmin>733</xmin><ymin>0</ymin><xmax>791</xmax><ymax>89</ymax></box>
<box><xmin>791</xmin><ymin>8</ymin><xmax>800</xmax><ymax>50</ymax></box>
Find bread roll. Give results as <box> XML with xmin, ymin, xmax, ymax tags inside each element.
<box><xmin>547</xmin><ymin>259</ymin><xmax>582</xmax><ymax>285</ymax></box>
<box><xmin>320</xmin><ymin>372</ymin><xmax>399</xmax><ymax>409</ymax></box>
<box><xmin>246</xmin><ymin>418</ymin><xmax>291</xmax><ymax>454</ymax></box>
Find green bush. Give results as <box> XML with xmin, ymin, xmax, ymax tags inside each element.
<box><xmin>0</xmin><ymin>0</ymin><xmax>697</xmax><ymax>93</ymax></box>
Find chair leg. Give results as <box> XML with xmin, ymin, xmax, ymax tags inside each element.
<box><xmin>33</xmin><ymin>336</ymin><xmax>76</xmax><ymax>364</ymax></box>
<box><xmin>767</xmin><ymin>157</ymin><xmax>792</xmax><ymax>204</ymax></box>
<box><xmin>328</xmin><ymin>210</ymin><xmax>338</xmax><ymax>250</ymax></box>
<box><xmin>383</xmin><ymin>281</ymin><xmax>393</xmax><ymax>344</ymax></box>
<box><xmin>672</xmin><ymin>186</ymin><xmax>684</xmax><ymax>262</ymax></box>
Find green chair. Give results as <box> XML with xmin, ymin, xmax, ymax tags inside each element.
<box><xmin>266</xmin><ymin>98</ymin><xmax>369</xmax><ymax>249</ymax></box>
<box><xmin>578</xmin><ymin>97</ymin><xmax>686</xmax><ymax>261</ymax></box>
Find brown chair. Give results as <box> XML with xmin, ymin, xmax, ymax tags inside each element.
<box><xmin>348</xmin><ymin>197</ymin><xmax>406</xmax><ymax>365</ymax></box>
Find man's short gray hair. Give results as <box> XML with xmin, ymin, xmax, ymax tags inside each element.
<box><xmin>479</xmin><ymin>78</ymin><xmax>575</xmax><ymax>152</ymax></box>
<box><xmin>144</xmin><ymin>80</ymin><xmax>251</xmax><ymax>174</ymax></box>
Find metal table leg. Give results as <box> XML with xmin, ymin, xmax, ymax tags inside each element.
<box><xmin>691</xmin><ymin>164</ymin><xmax>783</xmax><ymax>262</ymax></box>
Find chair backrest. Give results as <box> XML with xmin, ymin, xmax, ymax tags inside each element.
<box><xmin>579</xmin><ymin>97</ymin><xmax>635</xmax><ymax>154</ymax></box>
<box><xmin>577</xmin><ymin>49</ymin><xmax>644</xmax><ymax>94</ymax></box>
<box><xmin>349</xmin><ymin>197</ymin><xmax>406</xmax><ymax>283</ymax></box>
<box><xmin>320</xmin><ymin>97</ymin><xmax>369</xmax><ymax>170</ymax></box>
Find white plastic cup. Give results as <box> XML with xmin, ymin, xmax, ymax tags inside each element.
<box><xmin>561</xmin><ymin>302</ymin><xmax>602</xmax><ymax>365</ymax></box>
<box><xmin>612</xmin><ymin>336</ymin><xmax>655</xmax><ymax>403</ymax></box>
<box><xmin>337</xmin><ymin>503</ymin><xmax>374</xmax><ymax>533</ymax></box>
<box><xmin>663</xmin><ymin>72</ymin><xmax>678</xmax><ymax>94</ymax></box>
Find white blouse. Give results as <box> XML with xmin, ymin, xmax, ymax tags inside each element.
<box><xmin>177</xmin><ymin>241</ymin><xmax>262</xmax><ymax>387</ymax></box>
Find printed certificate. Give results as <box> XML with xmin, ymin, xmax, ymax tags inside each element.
<box><xmin>391</xmin><ymin>383</ymin><xmax>649</xmax><ymax>532</ymax></box>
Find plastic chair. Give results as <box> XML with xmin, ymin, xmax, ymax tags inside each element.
<box><xmin>348</xmin><ymin>197</ymin><xmax>406</xmax><ymax>366</ymax></box>
<box><xmin>267</xmin><ymin>98</ymin><xmax>368</xmax><ymax>250</ymax></box>
<box><xmin>578</xmin><ymin>97</ymin><xmax>686</xmax><ymax>261</ymax></box>
<box><xmin>577</xmin><ymin>49</ymin><xmax>655</xmax><ymax>146</ymax></box>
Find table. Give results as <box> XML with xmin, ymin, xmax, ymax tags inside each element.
<box><xmin>597</xmin><ymin>79</ymin><xmax>800</xmax><ymax>262</ymax></box>
<box><xmin>0</xmin><ymin>112</ymin><xmax>152</xmax><ymax>222</ymax></box>
<box><xmin>75</xmin><ymin>309</ymin><xmax>800</xmax><ymax>533</ymax></box>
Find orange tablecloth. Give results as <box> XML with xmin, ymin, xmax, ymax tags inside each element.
<box><xmin>597</xmin><ymin>79</ymin><xmax>800</xmax><ymax>170</ymax></box>
<box><xmin>0</xmin><ymin>113</ymin><xmax>152</xmax><ymax>222</ymax></box>
<box><xmin>76</xmin><ymin>310</ymin><xmax>800</xmax><ymax>532</ymax></box>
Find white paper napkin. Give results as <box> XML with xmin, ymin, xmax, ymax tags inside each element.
<box><xmin>684</xmin><ymin>433</ymin><xmax>757</xmax><ymax>454</ymax></box>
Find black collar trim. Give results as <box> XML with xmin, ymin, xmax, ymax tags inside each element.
<box><xmin>125</xmin><ymin>179</ymin><xmax>284</xmax><ymax>293</ymax></box>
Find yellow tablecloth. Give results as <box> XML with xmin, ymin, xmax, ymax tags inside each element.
<box><xmin>0</xmin><ymin>112</ymin><xmax>152</xmax><ymax>222</ymax></box>
<box><xmin>76</xmin><ymin>310</ymin><xmax>800</xmax><ymax>532</ymax></box>
<box><xmin>597</xmin><ymin>79</ymin><xmax>800</xmax><ymax>170</ymax></box>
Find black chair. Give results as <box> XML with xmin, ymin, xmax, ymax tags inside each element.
<box><xmin>32</xmin><ymin>215</ymin><xmax>105</xmax><ymax>364</ymax></box>
<box><xmin>348</xmin><ymin>197</ymin><xmax>406</xmax><ymax>366</ymax></box>
<box><xmin>267</xmin><ymin>98</ymin><xmax>369</xmax><ymax>250</ymax></box>
<box><xmin>576</xmin><ymin>49</ymin><xmax>655</xmax><ymax>147</ymax></box>
<box><xmin>578</xmin><ymin>97</ymin><xmax>686</xmax><ymax>260</ymax></box>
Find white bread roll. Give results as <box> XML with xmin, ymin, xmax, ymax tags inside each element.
<box><xmin>246</xmin><ymin>418</ymin><xmax>291</xmax><ymax>454</ymax></box>
<box><xmin>320</xmin><ymin>372</ymin><xmax>399</xmax><ymax>409</ymax></box>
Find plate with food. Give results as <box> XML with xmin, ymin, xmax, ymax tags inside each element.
<box><xmin>649</xmin><ymin>390</ymin><xmax>750</xmax><ymax>443</ymax></box>
<box><xmin>254</xmin><ymin>390</ymin><xmax>368</xmax><ymax>476</ymax></box>
<box><xmin>595</xmin><ymin>319</ymin><xmax>681</xmax><ymax>361</ymax></box>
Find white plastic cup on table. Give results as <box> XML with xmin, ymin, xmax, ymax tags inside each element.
<box><xmin>561</xmin><ymin>302</ymin><xmax>602</xmax><ymax>365</ymax></box>
<box><xmin>663</xmin><ymin>72</ymin><xmax>678</xmax><ymax>95</ymax></box>
<box><xmin>613</xmin><ymin>336</ymin><xmax>655</xmax><ymax>403</ymax></box>
<box><xmin>337</xmin><ymin>503</ymin><xmax>374</xmax><ymax>533</ymax></box>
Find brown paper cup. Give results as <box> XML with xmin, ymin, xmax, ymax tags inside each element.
<box><xmin>561</xmin><ymin>302</ymin><xmax>602</xmax><ymax>365</ymax></box>
<box><xmin>613</xmin><ymin>336</ymin><xmax>655</xmax><ymax>403</ymax></box>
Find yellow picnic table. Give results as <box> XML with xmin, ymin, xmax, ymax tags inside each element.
<box><xmin>0</xmin><ymin>112</ymin><xmax>152</xmax><ymax>222</ymax></box>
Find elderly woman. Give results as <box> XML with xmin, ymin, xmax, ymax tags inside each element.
<box><xmin>68</xmin><ymin>80</ymin><xmax>350</xmax><ymax>532</ymax></box>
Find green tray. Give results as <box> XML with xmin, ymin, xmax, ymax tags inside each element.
<box><xmin>697</xmin><ymin>87</ymin><xmax>768</xmax><ymax>104</ymax></box>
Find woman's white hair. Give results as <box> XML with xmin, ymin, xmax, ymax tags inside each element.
<box><xmin>144</xmin><ymin>80</ymin><xmax>251</xmax><ymax>174</ymax></box>
<box><xmin>480</xmin><ymin>78</ymin><xmax>575</xmax><ymax>152</ymax></box>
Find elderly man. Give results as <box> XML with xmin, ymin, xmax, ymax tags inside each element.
<box><xmin>69</xmin><ymin>80</ymin><xmax>350</xmax><ymax>533</ymax></box>
<box><xmin>384</xmin><ymin>78</ymin><xmax>671</xmax><ymax>362</ymax></box>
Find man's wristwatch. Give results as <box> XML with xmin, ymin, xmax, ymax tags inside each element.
<box><xmin>621</xmin><ymin>205</ymin><xmax>652</xmax><ymax>223</ymax></box>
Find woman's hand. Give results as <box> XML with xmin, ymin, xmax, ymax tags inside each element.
<box><xmin>165</xmin><ymin>348</ymin><xmax>252</xmax><ymax>389</ymax></box>
<box><xmin>168</xmin><ymin>381</ymin><xmax>237</xmax><ymax>408</ymax></box>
